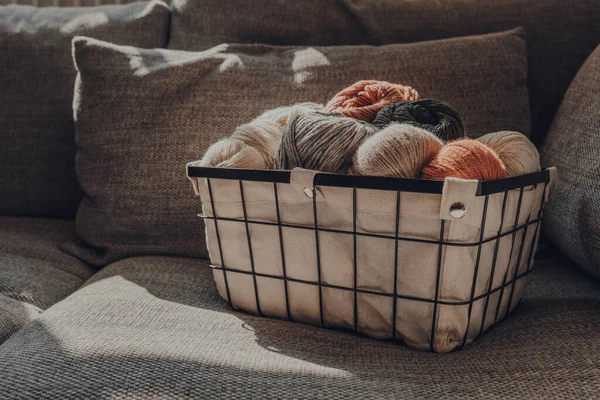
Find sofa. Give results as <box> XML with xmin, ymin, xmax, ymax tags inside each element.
<box><xmin>0</xmin><ymin>0</ymin><xmax>599</xmax><ymax>398</ymax></box>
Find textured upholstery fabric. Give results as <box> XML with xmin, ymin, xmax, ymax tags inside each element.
<box><xmin>0</xmin><ymin>1</ymin><xmax>169</xmax><ymax>218</ymax></box>
<box><xmin>66</xmin><ymin>29</ymin><xmax>530</xmax><ymax>266</ymax></box>
<box><xmin>541</xmin><ymin>46</ymin><xmax>600</xmax><ymax>280</ymax></box>
<box><xmin>0</xmin><ymin>296</ymin><xmax>41</xmax><ymax>344</ymax></box>
<box><xmin>0</xmin><ymin>251</ymin><xmax>597</xmax><ymax>399</ymax></box>
<box><xmin>169</xmin><ymin>0</ymin><xmax>600</xmax><ymax>146</ymax></box>
<box><xmin>0</xmin><ymin>1</ymin><xmax>144</xmax><ymax>5</ymax></box>
<box><xmin>0</xmin><ymin>217</ymin><xmax>95</xmax><ymax>343</ymax></box>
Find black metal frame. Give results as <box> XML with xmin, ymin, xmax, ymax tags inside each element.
<box><xmin>189</xmin><ymin>166</ymin><xmax>551</xmax><ymax>352</ymax></box>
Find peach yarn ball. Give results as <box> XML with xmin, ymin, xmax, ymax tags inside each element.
<box><xmin>326</xmin><ymin>80</ymin><xmax>419</xmax><ymax>122</ymax></box>
<box><xmin>420</xmin><ymin>139</ymin><xmax>508</xmax><ymax>181</ymax></box>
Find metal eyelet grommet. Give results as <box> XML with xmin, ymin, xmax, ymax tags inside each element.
<box><xmin>450</xmin><ymin>202</ymin><xmax>467</xmax><ymax>219</ymax></box>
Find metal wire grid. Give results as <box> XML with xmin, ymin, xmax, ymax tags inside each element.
<box><xmin>190</xmin><ymin>168</ymin><xmax>550</xmax><ymax>352</ymax></box>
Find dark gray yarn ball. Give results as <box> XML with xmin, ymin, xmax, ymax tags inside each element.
<box><xmin>372</xmin><ymin>99</ymin><xmax>465</xmax><ymax>142</ymax></box>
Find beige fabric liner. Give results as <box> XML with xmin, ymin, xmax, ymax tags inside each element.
<box><xmin>189</xmin><ymin>167</ymin><xmax>554</xmax><ymax>352</ymax></box>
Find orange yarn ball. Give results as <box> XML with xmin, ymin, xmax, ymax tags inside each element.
<box><xmin>325</xmin><ymin>80</ymin><xmax>419</xmax><ymax>122</ymax></box>
<box><xmin>420</xmin><ymin>139</ymin><xmax>508</xmax><ymax>181</ymax></box>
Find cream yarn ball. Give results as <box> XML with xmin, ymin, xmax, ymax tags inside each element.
<box><xmin>252</xmin><ymin>102</ymin><xmax>325</xmax><ymax>128</ymax></box>
<box><xmin>200</xmin><ymin>103</ymin><xmax>325</xmax><ymax>169</ymax></box>
<box><xmin>477</xmin><ymin>131</ymin><xmax>540</xmax><ymax>177</ymax></box>
<box><xmin>352</xmin><ymin>124</ymin><xmax>443</xmax><ymax>178</ymax></box>
<box><xmin>200</xmin><ymin>119</ymin><xmax>281</xmax><ymax>169</ymax></box>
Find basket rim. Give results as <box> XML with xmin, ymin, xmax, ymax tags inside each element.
<box><xmin>186</xmin><ymin>166</ymin><xmax>551</xmax><ymax>196</ymax></box>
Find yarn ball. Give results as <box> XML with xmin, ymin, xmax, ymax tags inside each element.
<box><xmin>353</xmin><ymin>124</ymin><xmax>443</xmax><ymax>178</ymax></box>
<box><xmin>372</xmin><ymin>99</ymin><xmax>465</xmax><ymax>142</ymax></box>
<box><xmin>421</xmin><ymin>139</ymin><xmax>508</xmax><ymax>181</ymax></box>
<box><xmin>275</xmin><ymin>112</ymin><xmax>378</xmax><ymax>174</ymax></box>
<box><xmin>252</xmin><ymin>102</ymin><xmax>325</xmax><ymax>128</ymax></box>
<box><xmin>200</xmin><ymin>103</ymin><xmax>324</xmax><ymax>169</ymax></box>
<box><xmin>477</xmin><ymin>131</ymin><xmax>540</xmax><ymax>177</ymax></box>
<box><xmin>325</xmin><ymin>80</ymin><xmax>419</xmax><ymax>122</ymax></box>
<box><xmin>200</xmin><ymin>119</ymin><xmax>282</xmax><ymax>169</ymax></box>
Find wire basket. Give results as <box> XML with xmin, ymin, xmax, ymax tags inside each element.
<box><xmin>187</xmin><ymin>165</ymin><xmax>556</xmax><ymax>352</ymax></box>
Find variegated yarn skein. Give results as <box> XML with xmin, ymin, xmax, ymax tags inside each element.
<box><xmin>373</xmin><ymin>99</ymin><xmax>465</xmax><ymax>142</ymax></box>
<box><xmin>326</xmin><ymin>80</ymin><xmax>419</xmax><ymax>122</ymax></box>
<box><xmin>421</xmin><ymin>138</ymin><xmax>507</xmax><ymax>181</ymax></box>
<box><xmin>200</xmin><ymin>103</ymin><xmax>324</xmax><ymax>169</ymax></box>
<box><xmin>275</xmin><ymin>112</ymin><xmax>378</xmax><ymax>174</ymax></box>
<box><xmin>353</xmin><ymin>124</ymin><xmax>444</xmax><ymax>178</ymax></box>
<box><xmin>477</xmin><ymin>131</ymin><xmax>540</xmax><ymax>177</ymax></box>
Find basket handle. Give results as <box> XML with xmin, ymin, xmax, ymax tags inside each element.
<box><xmin>544</xmin><ymin>167</ymin><xmax>558</xmax><ymax>202</ymax></box>
<box><xmin>186</xmin><ymin>160</ymin><xmax>202</xmax><ymax>195</ymax></box>
<box><xmin>439</xmin><ymin>177</ymin><xmax>479</xmax><ymax>221</ymax></box>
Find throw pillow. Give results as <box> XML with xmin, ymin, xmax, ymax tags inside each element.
<box><xmin>169</xmin><ymin>0</ymin><xmax>600</xmax><ymax>146</ymax></box>
<box><xmin>0</xmin><ymin>1</ymin><xmax>169</xmax><ymax>218</ymax></box>
<box><xmin>65</xmin><ymin>28</ymin><xmax>529</xmax><ymax>266</ymax></box>
<box><xmin>541</xmin><ymin>45</ymin><xmax>600</xmax><ymax>280</ymax></box>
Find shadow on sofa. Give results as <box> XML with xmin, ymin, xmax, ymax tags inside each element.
<box><xmin>0</xmin><ymin>251</ymin><xmax>598</xmax><ymax>398</ymax></box>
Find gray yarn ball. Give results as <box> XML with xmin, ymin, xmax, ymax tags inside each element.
<box><xmin>275</xmin><ymin>112</ymin><xmax>378</xmax><ymax>174</ymax></box>
<box><xmin>372</xmin><ymin>99</ymin><xmax>465</xmax><ymax>142</ymax></box>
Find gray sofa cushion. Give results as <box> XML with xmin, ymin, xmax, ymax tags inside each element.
<box><xmin>65</xmin><ymin>29</ymin><xmax>529</xmax><ymax>266</ymax></box>
<box><xmin>0</xmin><ymin>1</ymin><xmax>169</xmax><ymax>218</ymax></box>
<box><xmin>541</xmin><ymin>46</ymin><xmax>600</xmax><ymax>280</ymax></box>
<box><xmin>169</xmin><ymin>0</ymin><xmax>600</xmax><ymax>146</ymax></box>
<box><xmin>0</xmin><ymin>296</ymin><xmax>41</xmax><ymax>344</ymax></box>
<box><xmin>0</xmin><ymin>252</ymin><xmax>597</xmax><ymax>399</ymax></box>
<box><xmin>0</xmin><ymin>216</ymin><xmax>96</xmax><ymax>343</ymax></box>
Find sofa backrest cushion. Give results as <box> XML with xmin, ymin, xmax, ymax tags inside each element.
<box><xmin>541</xmin><ymin>45</ymin><xmax>600</xmax><ymax>280</ymax></box>
<box><xmin>0</xmin><ymin>1</ymin><xmax>169</xmax><ymax>218</ymax></box>
<box><xmin>64</xmin><ymin>29</ymin><xmax>530</xmax><ymax>266</ymax></box>
<box><xmin>169</xmin><ymin>0</ymin><xmax>600</xmax><ymax>146</ymax></box>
